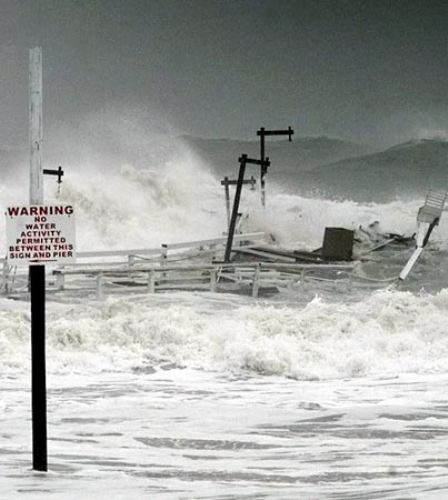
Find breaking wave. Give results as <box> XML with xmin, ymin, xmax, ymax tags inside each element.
<box><xmin>52</xmin><ymin>165</ymin><xmax>447</xmax><ymax>251</ymax></box>
<box><xmin>2</xmin><ymin>289</ymin><xmax>448</xmax><ymax>380</ymax></box>
<box><xmin>0</xmin><ymin>108</ymin><xmax>444</xmax><ymax>252</ymax></box>
<box><xmin>0</xmin><ymin>152</ymin><xmax>436</xmax><ymax>253</ymax></box>
<box><xmin>1</xmin><ymin>115</ymin><xmax>448</xmax><ymax>383</ymax></box>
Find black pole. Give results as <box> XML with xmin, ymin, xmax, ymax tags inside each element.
<box><xmin>30</xmin><ymin>264</ymin><xmax>47</xmax><ymax>472</ymax></box>
<box><xmin>224</xmin><ymin>155</ymin><xmax>247</xmax><ymax>262</ymax></box>
<box><xmin>223</xmin><ymin>176</ymin><xmax>230</xmax><ymax>230</ymax></box>
<box><xmin>260</xmin><ymin>128</ymin><xmax>266</xmax><ymax>207</ymax></box>
<box><xmin>422</xmin><ymin>219</ymin><xmax>439</xmax><ymax>247</ymax></box>
<box><xmin>257</xmin><ymin>126</ymin><xmax>294</xmax><ymax>208</ymax></box>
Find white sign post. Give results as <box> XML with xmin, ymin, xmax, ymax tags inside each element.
<box><xmin>5</xmin><ymin>204</ymin><xmax>76</xmax><ymax>265</ymax></box>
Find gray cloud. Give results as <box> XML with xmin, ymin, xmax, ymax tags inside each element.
<box><xmin>0</xmin><ymin>0</ymin><xmax>446</xmax><ymax>150</ymax></box>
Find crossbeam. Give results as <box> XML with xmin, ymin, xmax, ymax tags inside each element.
<box><xmin>239</xmin><ymin>155</ymin><xmax>270</xmax><ymax>167</ymax></box>
<box><xmin>43</xmin><ymin>166</ymin><xmax>64</xmax><ymax>184</ymax></box>
<box><xmin>257</xmin><ymin>126</ymin><xmax>294</xmax><ymax>140</ymax></box>
<box><xmin>221</xmin><ymin>176</ymin><xmax>256</xmax><ymax>187</ymax></box>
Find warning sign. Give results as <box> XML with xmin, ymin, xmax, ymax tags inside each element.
<box><xmin>5</xmin><ymin>205</ymin><xmax>76</xmax><ymax>265</ymax></box>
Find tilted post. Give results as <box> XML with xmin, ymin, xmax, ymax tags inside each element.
<box><xmin>224</xmin><ymin>156</ymin><xmax>270</xmax><ymax>262</ymax></box>
<box><xmin>222</xmin><ymin>176</ymin><xmax>231</xmax><ymax>230</ymax></box>
<box><xmin>221</xmin><ymin>176</ymin><xmax>256</xmax><ymax>231</ymax></box>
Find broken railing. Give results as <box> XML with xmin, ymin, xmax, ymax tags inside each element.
<box><xmin>51</xmin><ymin>261</ymin><xmax>355</xmax><ymax>299</ymax></box>
<box><xmin>0</xmin><ymin>232</ymin><xmax>266</xmax><ymax>295</ymax></box>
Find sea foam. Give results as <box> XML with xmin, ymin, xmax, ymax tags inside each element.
<box><xmin>2</xmin><ymin>289</ymin><xmax>448</xmax><ymax>380</ymax></box>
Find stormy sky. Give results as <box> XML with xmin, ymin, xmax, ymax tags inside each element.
<box><xmin>0</xmin><ymin>0</ymin><xmax>447</xmax><ymax>150</ymax></box>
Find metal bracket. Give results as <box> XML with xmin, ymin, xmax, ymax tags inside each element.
<box><xmin>43</xmin><ymin>166</ymin><xmax>64</xmax><ymax>184</ymax></box>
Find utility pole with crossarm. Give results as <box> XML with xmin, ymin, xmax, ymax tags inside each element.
<box><xmin>224</xmin><ymin>155</ymin><xmax>270</xmax><ymax>262</ymax></box>
<box><xmin>257</xmin><ymin>126</ymin><xmax>294</xmax><ymax>207</ymax></box>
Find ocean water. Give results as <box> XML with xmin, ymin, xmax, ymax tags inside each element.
<box><xmin>2</xmin><ymin>138</ymin><xmax>448</xmax><ymax>498</ymax></box>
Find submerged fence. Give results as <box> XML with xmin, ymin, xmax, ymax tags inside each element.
<box><xmin>1</xmin><ymin>232</ymin><xmax>361</xmax><ymax>298</ymax></box>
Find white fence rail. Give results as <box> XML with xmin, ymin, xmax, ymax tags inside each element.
<box><xmin>0</xmin><ymin>232</ymin><xmax>267</xmax><ymax>295</ymax></box>
<box><xmin>0</xmin><ymin>231</ymin><xmax>360</xmax><ymax>298</ymax></box>
<box><xmin>52</xmin><ymin>261</ymin><xmax>355</xmax><ymax>299</ymax></box>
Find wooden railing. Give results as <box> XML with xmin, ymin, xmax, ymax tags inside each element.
<box><xmin>0</xmin><ymin>232</ymin><xmax>266</xmax><ymax>294</ymax></box>
<box><xmin>51</xmin><ymin>261</ymin><xmax>355</xmax><ymax>299</ymax></box>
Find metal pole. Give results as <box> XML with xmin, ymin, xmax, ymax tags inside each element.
<box><xmin>223</xmin><ymin>176</ymin><xmax>231</xmax><ymax>230</ymax></box>
<box><xmin>29</xmin><ymin>46</ymin><xmax>47</xmax><ymax>472</ymax></box>
<box><xmin>224</xmin><ymin>156</ymin><xmax>247</xmax><ymax>262</ymax></box>
<box><xmin>259</xmin><ymin>128</ymin><xmax>266</xmax><ymax>208</ymax></box>
<box><xmin>30</xmin><ymin>265</ymin><xmax>47</xmax><ymax>471</ymax></box>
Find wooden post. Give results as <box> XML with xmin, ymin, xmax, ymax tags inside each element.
<box><xmin>30</xmin><ymin>47</ymin><xmax>43</xmax><ymax>205</ymax></box>
<box><xmin>224</xmin><ymin>157</ymin><xmax>269</xmax><ymax>262</ymax></box>
<box><xmin>160</xmin><ymin>244</ymin><xmax>168</xmax><ymax>264</ymax></box>
<box><xmin>252</xmin><ymin>263</ymin><xmax>260</xmax><ymax>298</ymax></box>
<box><xmin>221</xmin><ymin>176</ymin><xmax>257</xmax><ymax>232</ymax></box>
<box><xmin>54</xmin><ymin>271</ymin><xmax>65</xmax><ymax>291</ymax></box>
<box><xmin>148</xmin><ymin>270</ymin><xmax>156</xmax><ymax>293</ymax></box>
<box><xmin>209</xmin><ymin>268</ymin><xmax>217</xmax><ymax>292</ymax></box>
<box><xmin>96</xmin><ymin>274</ymin><xmax>104</xmax><ymax>300</ymax></box>
<box><xmin>224</xmin><ymin>156</ymin><xmax>247</xmax><ymax>262</ymax></box>
<box><xmin>29</xmin><ymin>46</ymin><xmax>47</xmax><ymax>472</ymax></box>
